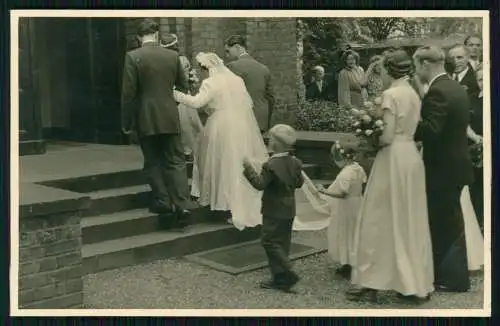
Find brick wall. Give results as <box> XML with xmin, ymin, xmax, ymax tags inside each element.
<box><xmin>246</xmin><ymin>18</ymin><xmax>298</xmax><ymax>126</ymax></box>
<box><xmin>19</xmin><ymin>207</ymin><xmax>85</xmax><ymax>309</ymax></box>
<box><xmin>123</xmin><ymin>17</ymin><xmax>298</xmax><ymax>125</ymax></box>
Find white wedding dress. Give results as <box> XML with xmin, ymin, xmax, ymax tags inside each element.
<box><xmin>173</xmin><ymin>53</ymin><xmax>333</xmax><ymax>231</ymax></box>
<box><xmin>418</xmin><ymin>148</ymin><xmax>484</xmax><ymax>271</ymax></box>
<box><xmin>174</xmin><ymin>58</ymin><xmax>268</xmax><ymax>230</ymax></box>
<box><xmin>460</xmin><ymin>186</ymin><xmax>484</xmax><ymax>271</ymax></box>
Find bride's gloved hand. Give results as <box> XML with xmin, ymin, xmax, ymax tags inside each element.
<box><xmin>243</xmin><ymin>157</ymin><xmax>252</xmax><ymax>169</ymax></box>
<box><xmin>173</xmin><ymin>89</ymin><xmax>183</xmax><ymax>101</ymax></box>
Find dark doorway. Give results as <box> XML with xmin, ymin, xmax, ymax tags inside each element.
<box><xmin>34</xmin><ymin>18</ymin><xmax>127</xmax><ymax>144</ymax></box>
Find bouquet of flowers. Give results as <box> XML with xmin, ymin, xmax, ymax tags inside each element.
<box><xmin>188</xmin><ymin>69</ymin><xmax>199</xmax><ymax>84</ymax></box>
<box><xmin>188</xmin><ymin>68</ymin><xmax>200</xmax><ymax>91</ymax></box>
<box><xmin>469</xmin><ymin>141</ymin><xmax>483</xmax><ymax>168</ymax></box>
<box><xmin>350</xmin><ymin>98</ymin><xmax>385</xmax><ymax>153</ymax></box>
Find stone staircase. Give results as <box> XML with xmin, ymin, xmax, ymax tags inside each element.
<box><xmin>39</xmin><ymin>161</ymin><xmax>325</xmax><ymax>275</ymax></box>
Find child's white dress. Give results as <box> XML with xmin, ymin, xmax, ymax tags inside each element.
<box><xmin>327</xmin><ymin>162</ymin><xmax>367</xmax><ymax>266</ymax></box>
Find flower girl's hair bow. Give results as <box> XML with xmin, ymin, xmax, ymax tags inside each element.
<box><xmin>331</xmin><ymin>141</ymin><xmax>356</xmax><ymax>162</ymax></box>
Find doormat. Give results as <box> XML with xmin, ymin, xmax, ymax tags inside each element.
<box><xmin>184</xmin><ymin>240</ymin><xmax>326</xmax><ymax>275</ymax></box>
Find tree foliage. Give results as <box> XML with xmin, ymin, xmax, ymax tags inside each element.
<box><xmin>299</xmin><ymin>18</ymin><xmax>349</xmax><ymax>81</ymax></box>
<box><xmin>357</xmin><ymin>17</ymin><xmax>407</xmax><ymax>41</ymax></box>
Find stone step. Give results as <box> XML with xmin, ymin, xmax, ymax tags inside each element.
<box><xmin>83</xmin><ymin>184</ymin><xmax>152</xmax><ymax>217</ymax></box>
<box><xmin>82</xmin><ymin>206</ymin><xmax>211</xmax><ymax>244</ymax></box>
<box><xmin>82</xmin><ymin>223</ymin><xmax>261</xmax><ymax>275</ymax></box>
<box><xmin>37</xmin><ymin>169</ymin><xmax>148</xmax><ymax>194</ymax></box>
<box><xmin>38</xmin><ymin>162</ymin><xmax>322</xmax><ymax>194</ymax></box>
<box><xmin>82</xmin><ymin>178</ymin><xmax>333</xmax><ymax>244</ymax></box>
<box><xmin>78</xmin><ymin>163</ymin><xmax>322</xmax><ymax>217</ymax></box>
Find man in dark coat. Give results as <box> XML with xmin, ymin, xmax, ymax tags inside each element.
<box><xmin>447</xmin><ymin>44</ymin><xmax>483</xmax><ymax>225</ymax></box>
<box><xmin>224</xmin><ymin>35</ymin><xmax>275</xmax><ymax>133</ymax></box>
<box><xmin>121</xmin><ymin>19</ymin><xmax>191</xmax><ymax>228</ymax></box>
<box><xmin>413</xmin><ymin>46</ymin><xmax>474</xmax><ymax>293</ymax></box>
<box><xmin>305</xmin><ymin>65</ymin><xmax>329</xmax><ymax>101</ymax></box>
<box><xmin>448</xmin><ymin>44</ymin><xmax>480</xmax><ymax>100</ymax></box>
<box><xmin>464</xmin><ymin>35</ymin><xmax>482</xmax><ymax>72</ymax></box>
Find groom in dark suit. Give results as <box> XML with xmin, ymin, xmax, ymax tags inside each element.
<box><xmin>224</xmin><ymin>35</ymin><xmax>275</xmax><ymax>133</ymax></box>
<box><xmin>413</xmin><ymin>46</ymin><xmax>474</xmax><ymax>292</ymax></box>
<box><xmin>121</xmin><ymin>19</ymin><xmax>191</xmax><ymax>228</ymax></box>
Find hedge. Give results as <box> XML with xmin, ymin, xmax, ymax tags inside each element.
<box><xmin>295</xmin><ymin>100</ymin><xmax>353</xmax><ymax>133</ymax></box>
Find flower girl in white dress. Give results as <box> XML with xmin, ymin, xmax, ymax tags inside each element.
<box><xmin>316</xmin><ymin>142</ymin><xmax>367</xmax><ymax>280</ymax></box>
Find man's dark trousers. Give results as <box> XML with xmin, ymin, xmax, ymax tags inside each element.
<box><xmin>139</xmin><ymin>133</ymin><xmax>190</xmax><ymax>212</ymax></box>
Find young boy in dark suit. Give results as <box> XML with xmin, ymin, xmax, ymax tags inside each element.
<box><xmin>243</xmin><ymin>124</ymin><xmax>304</xmax><ymax>292</ymax></box>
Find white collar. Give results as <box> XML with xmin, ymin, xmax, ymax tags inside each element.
<box><xmin>469</xmin><ymin>59</ymin><xmax>480</xmax><ymax>70</ymax></box>
<box><xmin>454</xmin><ymin>67</ymin><xmax>469</xmax><ymax>82</ymax></box>
<box><xmin>239</xmin><ymin>52</ymin><xmax>249</xmax><ymax>58</ymax></box>
<box><xmin>270</xmin><ymin>152</ymin><xmax>290</xmax><ymax>159</ymax></box>
<box><xmin>142</xmin><ymin>40</ymin><xmax>157</xmax><ymax>46</ymax></box>
<box><xmin>428</xmin><ymin>72</ymin><xmax>448</xmax><ymax>88</ymax></box>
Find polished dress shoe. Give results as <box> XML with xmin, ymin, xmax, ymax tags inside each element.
<box><xmin>434</xmin><ymin>283</ymin><xmax>469</xmax><ymax>293</ymax></box>
<box><xmin>149</xmin><ymin>203</ymin><xmax>173</xmax><ymax>215</ymax></box>
<box><xmin>174</xmin><ymin>209</ymin><xmax>191</xmax><ymax>229</ymax></box>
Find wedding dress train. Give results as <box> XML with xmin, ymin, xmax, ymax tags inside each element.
<box><xmin>461</xmin><ymin>185</ymin><xmax>484</xmax><ymax>271</ymax></box>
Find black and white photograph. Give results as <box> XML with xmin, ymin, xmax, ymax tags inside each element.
<box><xmin>11</xmin><ymin>11</ymin><xmax>490</xmax><ymax>316</ymax></box>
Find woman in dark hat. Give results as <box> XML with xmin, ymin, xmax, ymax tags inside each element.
<box><xmin>160</xmin><ymin>34</ymin><xmax>204</xmax><ymax>163</ymax></box>
<box><xmin>347</xmin><ymin>49</ymin><xmax>434</xmax><ymax>304</ymax></box>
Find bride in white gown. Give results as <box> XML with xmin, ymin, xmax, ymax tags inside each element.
<box><xmin>173</xmin><ymin>52</ymin><xmax>332</xmax><ymax>231</ymax></box>
<box><xmin>173</xmin><ymin>52</ymin><xmax>268</xmax><ymax>230</ymax></box>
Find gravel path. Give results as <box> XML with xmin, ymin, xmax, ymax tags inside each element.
<box><xmin>83</xmin><ymin>230</ymin><xmax>484</xmax><ymax>310</ymax></box>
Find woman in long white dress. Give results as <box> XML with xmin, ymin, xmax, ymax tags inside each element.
<box><xmin>346</xmin><ymin>50</ymin><xmax>434</xmax><ymax>303</ymax></box>
<box><xmin>173</xmin><ymin>52</ymin><xmax>268</xmax><ymax>230</ymax></box>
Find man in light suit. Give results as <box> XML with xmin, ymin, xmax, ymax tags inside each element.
<box><xmin>224</xmin><ymin>35</ymin><xmax>275</xmax><ymax>133</ymax></box>
<box><xmin>121</xmin><ymin>19</ymin><xmax>191</xmax><ymax>229</ymax></box>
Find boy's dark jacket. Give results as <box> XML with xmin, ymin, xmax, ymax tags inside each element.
<box><xmin>243</xmin><ymin>153</ymin><xmax>304</xmax><ymax>219</ymax></box>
